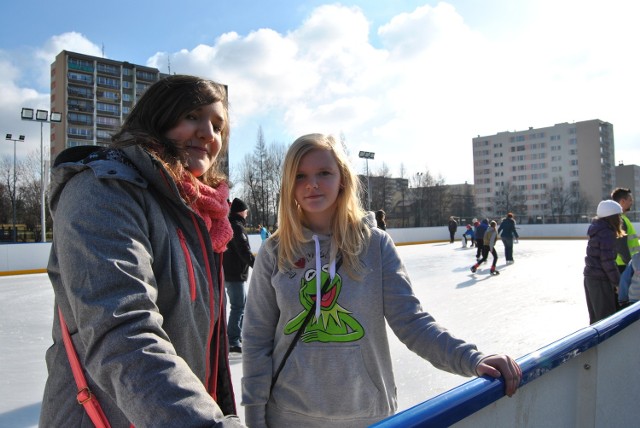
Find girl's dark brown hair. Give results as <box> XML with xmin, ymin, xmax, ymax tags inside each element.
<box><xmin>111</xmin><ymin>74</ymin><xmax>229</xmax><ymax>189</ymax></box>
<box><xmin>603</xmin><ymin>214</ymin><xmax>625</xmax><ymax>238</ymax></box>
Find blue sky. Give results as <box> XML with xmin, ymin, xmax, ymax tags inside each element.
<box><xmin>1</xmin><ymin>0</ymin><xmax>639</xmax><ymax>186</ymax></box>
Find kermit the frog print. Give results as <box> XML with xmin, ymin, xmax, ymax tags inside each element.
<box><xmin>284</xmin><ymin>263</ymin><xmax>364</xmax><ymax>343</ymax></box>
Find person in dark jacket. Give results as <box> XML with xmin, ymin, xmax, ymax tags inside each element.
<box><xmin>375</xmin><ymin>209</ymin><xmax>387</xmax><ymax>230</ymax></box>
<box><xmin>498</xmin><ymin>213</ymin><xmax>520</xmax><ymax>264</ymax></box>
<box><xmin>40</xmin><ymin>75</ymin><xmax>244</xmax><ymax>427</ymax></box>
<box><xmin>223</xmin><ymin>198</ymin><xmax>255</xmax><ymax>353</ymax></box>
<box><xmin>448</xmin><ymin>216</ymin><xmax>458</xmax><ymax>243</ymax></box>
<box><xmin>474</xmin><ymin>219</ymin><xmax>489</xmax><ymax>261</ymax></box>
<box><xmin>583</xmin><ymin>200</ymin><xmax>625</xmax><ymax>324</ymax></box>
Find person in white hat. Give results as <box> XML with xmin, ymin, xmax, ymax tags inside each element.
<box><xmin>583</xmin><ymin>199</ymin><xmax>625</xmax><ymax>324</ymax></box>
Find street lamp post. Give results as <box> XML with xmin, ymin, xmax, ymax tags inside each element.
<box><xmin>415</xmin><ymin>172</ymin><xmax>423</xmax><ymax>227</ymax></box>
<box><xmin>358</xmin><ymin>151</ymin><xmax>375</xmax><ymax>211</ymax></box>
<box><xmin>5</xmin><ymin>134</ymin><xmax>25</xmax><ymax>242</ymax></box>
<box><xmin>21</xmin><ymin>108</ymin><xmax>62</xmax><ymax>242</ymax></box>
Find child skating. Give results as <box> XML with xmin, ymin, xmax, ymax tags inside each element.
<box><xmin>462</xmin><ymin>224</ymin><xmax>474</xmax><ymax>248</ymax></box>
<box><xmin>471</xmin><ymin>220</ymin><xmax>500</xmax><ymax>275</ymax></box>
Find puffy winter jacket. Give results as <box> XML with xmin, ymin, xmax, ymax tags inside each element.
<box><xmin>583</xmin><ymin>218</ymin><xmax>620</xmax><ymax>287</ymax></box>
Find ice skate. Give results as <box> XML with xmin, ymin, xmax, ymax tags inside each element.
<box><xmin>490</xmin><ymin>266</ymin><xmax>500</xmax><ymax>275</ymax></box>
<box><xmin>470</xmin><ymin>264</ymin><xmax>478</xmax><ymax>273</ymax></box>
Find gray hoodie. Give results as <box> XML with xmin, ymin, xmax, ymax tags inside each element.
<box><xmin>40</xmin><ymin>146</ymin><xmax>244</xmax><ymax>427</ymax></box>
<box><xmin>241</xmin><ymin>216</ymin><xmax>484</xmax><ymax>427</ymax></box>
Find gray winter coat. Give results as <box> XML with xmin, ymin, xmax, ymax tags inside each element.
<box><xmin>40</xmin><ymin>146</ymin><xmax>244</xmax><ymax>427</ymax></box>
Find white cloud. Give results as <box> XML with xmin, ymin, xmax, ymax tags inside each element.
<box><xmin>0</xmin><ymin>32</ymin><xmax>101</xmax><ymax>159</ymax></box>
<box><xmin>2</xmin><ymin>2</ymin><xmax>639</xmax><ymax>182</ymax></box>
<box><xmin>151</xmin><ymin>1</ymin><xmax>640</xmax><ymax>181</ymax></box>
<box><xmin>35</xmin><ymin>32</ymin><xmax>103</xmax><ymax>87</ymax></box>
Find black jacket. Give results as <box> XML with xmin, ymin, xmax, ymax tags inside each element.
<box><xmin>223</xmin><ymin>213</ymin><xmax>255</xmax><ymax>282</ymax></box>
<box><xmin>583</xmin><ymin>218</ymin><xmax>620</xmax><ymax>286</ymax></box>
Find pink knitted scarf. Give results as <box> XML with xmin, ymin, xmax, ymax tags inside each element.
<box><xmin>178</xmin><ymin>177</ymin><xmax>233</xmax><ymax>253</ymax></box>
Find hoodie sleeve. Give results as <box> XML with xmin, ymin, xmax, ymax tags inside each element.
<box><xmin>379</xmin><ymin>233</ymin><xmax>484</xmax><ymax>377</ymax></box>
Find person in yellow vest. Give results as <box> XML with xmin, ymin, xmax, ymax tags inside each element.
<box><xmin>611</xmin><ymin>187</ymin><xmax>639</xmax><ymax>273</ymax></box>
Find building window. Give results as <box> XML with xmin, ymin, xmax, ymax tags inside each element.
<box><xmin>96</xmin><ymin>130</ymin><xmax>112</xmax><ymax>139</ymax></box>
<box><xmin>97</xmin><ymin>63</ymin><xmax>120</xmax><ymax>76</ymax></box>
<box><xmin>136</xmin><ymin>70</ymin><xmax>157</xmax><ymax>81</ymax></box>
<box><xmin>68</xmin><ymin>127</ymin><xmax>93</xmax><ymax>138</ymax></box>
<box><xmin>68</xmin><ymin>57</ymin><xmax>93</xmax><ymax>72</ymax></box>
<box><xmin>68</xmin><ymin>112</ymin><xmax>92</xmax><ymax>125</ymax></box>
<box><xmin>96</xmin><ymin>116</ymin><xmax>120</xmax><ymax>126</ymax></box>
<box><xmin>97</xmin><ymin>76</ymin><xmax>120</xmax><ymax>89</ymax></box>
<box><xmin>68</xmin><ymin>71</ymin><xmax>93</xmax><ymax>84</ymax></box>
<box><xmin>68</xmin><ymin>85</ymin><xmax>93</xmax><ymax>98</ymax></box>
<box><xmin>96</xmin><ymin>102</ymin><xmax>120</xmax><ymax>114</ymax></box>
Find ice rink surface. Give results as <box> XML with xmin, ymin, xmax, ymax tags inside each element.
<box><xmin>0</xmin><ymin>239</ymin><xmax>590</xmax><ymax>427</ymax></box>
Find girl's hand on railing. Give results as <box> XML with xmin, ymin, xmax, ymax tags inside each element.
<box><xmin>476</xmin><ymin>354</ymin><xmax>522</xmax><ymax>397</ymax></box>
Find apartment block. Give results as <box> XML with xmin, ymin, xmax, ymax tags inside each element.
<box><xmin>49</xmin><ymin>51</ymin><xmax>167</xmax><ymax>159</ymax></box>
<box><xmin>49</xmin><ymin>50</ymin><xmax>230</xmax><ymax>176</ymax></box>
<box><xmin>615</xmin><ymin>163</ymin><xmax>640</xmax><ymax>221</ymax></box>
<box><xmin>472</xmin><ymin>120</ymin><xmax>615</xmax><ymax>222</ymax></box>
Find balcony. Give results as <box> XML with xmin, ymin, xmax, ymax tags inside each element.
<box><xmin>67</xmin><ymin>86</ymin><xmax>93</xmax><ymax>99</ymax></box>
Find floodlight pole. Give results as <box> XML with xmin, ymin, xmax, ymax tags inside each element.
<box><xmin>21</xmin><ymin>108</ymin><xmax>62</xmax><ymax>242</ymax></box>
<box><xmin>358</xmin><ymin>151</ymin><xmax>375</xmax><ymax>211</ymax></box>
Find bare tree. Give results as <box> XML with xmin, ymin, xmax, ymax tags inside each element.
<box><xmin>545</xmin><ymin>183</ymin><xmax>573</xmax><ymax>223</ymax></box>
<box><xmin>265</xmin><ymin>141</ymin><xmax>286</xmax><ymax>229</ymax></box>
<box><xmin>370</xmin><ymin>163</ymin><xmax>395</xmax><ymax>214</ymax></box>
<box><xmin>567</xmin><ymin>186</ymin><xmax>592</xmax><ymax>223</ymax></box>
<box><xmin>237</xmin><ymin>127</ymin><xmax>288</xmax><ymax>231</ymax></box>
<box><xmin>493</xmin><ymin>183</ymin><xmax>528</xmax><ymax>220</ymax></box>
<box><xmin>545</xmin><ymin>181</ymin><xmax>592</xmax><ymax>223</ymax></box>
<box><xmin>0</xmin><ymin>156</ymin><xmax>20</xmax><ymax>240</ymax></box>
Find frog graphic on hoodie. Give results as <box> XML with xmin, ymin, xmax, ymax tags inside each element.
<box><xmin>284</xmin><ymin>263</ymin><xmax>365</xmax><ymax>343</ymax></box>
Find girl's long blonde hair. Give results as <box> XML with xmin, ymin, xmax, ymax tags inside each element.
<box><xmin>274</xmin><ymin>134</ymin><xmax>370</xmax><ymax>277</ymax></box>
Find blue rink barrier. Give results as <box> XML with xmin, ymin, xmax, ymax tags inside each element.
<box><xmin>371</xmin><ymin>302</ymin><xmax>640</xmax><ymax>428</ymax></box>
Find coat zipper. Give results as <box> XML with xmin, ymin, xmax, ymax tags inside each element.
<box><xmin>176</xmin><ymin>228</ymin><xmax>197</xmax><ymax>301</ymax></box>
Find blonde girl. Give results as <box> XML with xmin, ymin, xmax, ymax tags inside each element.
<box><xmin>242</xmin><ymin>134</ymin><xmax>521</xmax><ymax>428</ymax></box>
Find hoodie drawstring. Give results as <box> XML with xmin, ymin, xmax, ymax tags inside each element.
<box><xmin>312</xmin><ymin>234</ymin><xmax>336</xmax><ymax>319</ymax></box>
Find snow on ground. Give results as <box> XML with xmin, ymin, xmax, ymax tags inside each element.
<box><xmin>0</xmin><ymin>239</ymin><xmax>589</xmax><ymax>427</ymax></box>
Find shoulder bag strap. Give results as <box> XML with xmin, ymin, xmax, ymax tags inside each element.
<box><xmin>270</xmin><ymin>257</ymin><xmax>343</xmax><ymax>391</ymax></box>
<box><xmin>58</xmin><ymin>306</ymin><xmax>113</xmax><ymax>428</ymax></box>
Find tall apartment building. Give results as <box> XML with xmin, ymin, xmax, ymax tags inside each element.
<box><xmin>472</xmin><ymin>119</ymin><xmax>615</xmax><ymax>222</ymax></box>
<box><xmin>49</xmin><ymin>50</ymin><xmax>229</xmax><ymax>175</ymax></box>
<box><xmin>615</xmin><ymin>163</ymin><xmax>640</xmax><ymax>221</ymax></box>
<box><xmin>50</xmin><ymin>51</ymin><xmax>167</xmax><ymax>159</ymax></box>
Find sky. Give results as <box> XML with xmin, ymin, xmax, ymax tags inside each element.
<box><xmin>1</xmin><ymin>0</ymin><xmax>639</xmax><ymax>185</ymax></box>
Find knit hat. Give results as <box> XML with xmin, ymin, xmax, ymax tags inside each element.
<box><xmin>596</xmin><ymin>200</ymin><xmax>622</xmax><ymax>218</ymax></box>
<box><xmin>230</xmin><ymin>197</ymin><xmax>248</xmax><ymax>213</ymax></box>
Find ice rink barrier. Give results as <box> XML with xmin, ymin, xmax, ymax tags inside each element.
<box><xmin>371</xmin><ymin>302</ymin><xmax>640</xmax><ymax>428</ymax></box>
<box><xmin>2</xmin><ymin>222</ymin><xmax>639</xmax><ymax>275</ymax></box>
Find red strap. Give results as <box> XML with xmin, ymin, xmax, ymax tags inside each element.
<box><xmin>58</xmin><ymin>306</ymin><xmax>113</xmax><ymax>428</ymax></box>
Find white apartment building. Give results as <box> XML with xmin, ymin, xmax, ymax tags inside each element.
<box><xmin>615</xmin><ymin>163</ymin><xmax>640</xmax><ymax>221</ymax></box>
<box><xmin>49</xmin><ymin>51</ymin><xmax>167</xmax><ymax>161</ymax></box>
<box><xmin>472</xmin><ymin>119</ymin><xmax>615</xmax><ymax>223</ymax></box>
